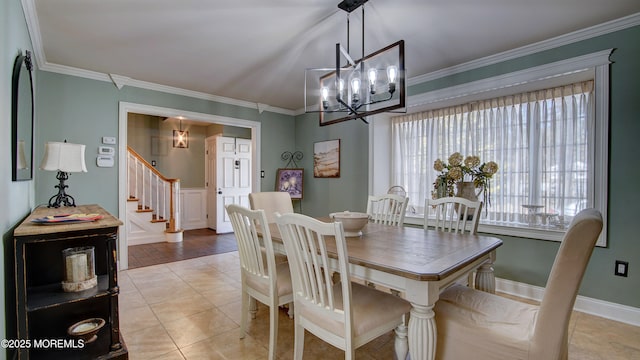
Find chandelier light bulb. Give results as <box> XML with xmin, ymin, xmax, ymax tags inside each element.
<box><xmin>387</xmin><ymin>65</ymin><xmax>398</xmax><ymax>94</ymax></box>
<box><xmin>321</xmin><ymin>86</ymin><xmax>329</xmax><ymax>109</ymax></box>
<box><xmin>351</xmin><ymin>76</ymin><xmax>361</xmax><ymax>93</ymax></box>
<box><xmin>368</xmin><ymin>68</ymin><xmax>377</xmax><ymax>94</ymax></box>
<box><xmin>351</xmin><ymin>75</ymin><xmax>361</xmax><ymax>105</ymax></box>
<box><xmin>387</xmin><ymin>66</ymin><xmax>397</xmax><ymax>83</ymax></box>
<box><xmin>337</xmin><ymin>78</ymin><xmax>345</xmax><ymax>100</ymax></box>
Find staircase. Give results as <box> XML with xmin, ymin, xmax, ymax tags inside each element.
<box><xmin>126</xmin><ymin>146</ymin><xmax>183</xmax><ymax>244</ymax></box>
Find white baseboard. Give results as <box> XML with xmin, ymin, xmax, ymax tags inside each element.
<box><xmin>496</xmin><ymin>278</ymin><xmax>640</xmax><ymax>327</ymax></box>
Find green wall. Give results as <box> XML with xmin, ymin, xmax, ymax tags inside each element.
<box><xmin>293</xmin><ymin>114</ymin><xmax>370</xmax><ymax>216</ymax></box>
<box><xmin>34</xmin><ymin>71</ymin><xmax>296</xmax><ymax>215</ymax></box>
<box><xmin>294</xmin><ymin>25</ymin><xmax>640</xmax><ymax>308</ymax></box>
<box><xmin>128</xmin><ymin>114</ymin><xmax>254</xmax><ymax>188</ymax></box>
<box><xmin>128</xmin><ymin>114</ymin><xmax>207</xmax><ymax>188</ymax></box>
<box><xmin>2</xmin><ymin>0</ymin><xmax>36</xmax><ymax>355</ymax></box>
<box><xmin>3</xmin><ymin>1</ymin><xmax>639</xmax><ymax>351</ymax></box>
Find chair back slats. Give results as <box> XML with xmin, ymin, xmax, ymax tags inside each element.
<box><xmin>276</xmin><ymin>214</ymin><xmax>350</xmax><ymax>322</ymax></box>
<box><xmin>426</xmin><ymin>197</ymin><xmax>483</xmax><ymax>235</ymax></box>
<box><xmin>226</xmin><ymin>204</ymin><xmax>273</xmax><ymax>283</ymax></box>
<box><xmin>227</xmin><ymin>204</ymin><xmax>295</xmax><ymax>360</ymax></box>
<box><xmin>366</xmin><ymin>194</ymin><xmax>409</xmax><ymax>226</ymax></box>
<box><xmin>279</xmin><ymin>216</ymin><xmax>340</xmax><ymax>311</ymax></box>
<box><xmin>277</xmin><ymin>213</ymin><xmax>414</xmax><ymax>358</ymax></box>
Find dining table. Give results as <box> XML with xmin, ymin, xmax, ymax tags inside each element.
<box><xmin>265</xmin><ymin>219</ymin><xmax>503</xmax><ymax>360</ymax></box>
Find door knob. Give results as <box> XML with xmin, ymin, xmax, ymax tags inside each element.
<box><xmin>218</xmin><ymin>190</ymin><xmax>222</xmax><ymax>194</ymax></box>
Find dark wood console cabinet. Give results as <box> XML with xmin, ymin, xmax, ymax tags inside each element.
<box><xmin>12</xmin><ymin>204</ymin><xmax>128</xmax><ymax>359</ymax></box>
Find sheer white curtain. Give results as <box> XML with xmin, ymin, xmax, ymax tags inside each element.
<box><xmin>392</xmin><ymin>81</ymin><xmax>593</xmax><ymax>227</ymax></box>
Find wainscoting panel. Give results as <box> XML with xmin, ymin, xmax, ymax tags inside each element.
<box><xmin>180</xmin><ymin>188</ymin><xmax>207</xmax><ymax>230</ymax></box>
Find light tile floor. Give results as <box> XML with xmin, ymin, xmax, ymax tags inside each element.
<box><xmin>119</xmin><ymin>252</ymin><xmax>640</xmax><ymax>360</ymax></box>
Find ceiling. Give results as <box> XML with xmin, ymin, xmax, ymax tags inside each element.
<box><xmin>26</xmin><ymin>0</ymin><xmax>640</xmax><ymax>112</ymax></box>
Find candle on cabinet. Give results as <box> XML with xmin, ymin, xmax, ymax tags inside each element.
<box><xmin>65</xmin><ymin>253</ymin><xmax>88</xmax><ymax>282</ymax></box>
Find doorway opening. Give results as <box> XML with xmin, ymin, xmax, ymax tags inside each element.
<box><xmin>118</xmin><ymin>102</ymin><xmax>261</xmax><ymax>270</ymax></box>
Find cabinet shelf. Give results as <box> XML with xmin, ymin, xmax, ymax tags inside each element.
<box><xmin>27</xmin><ymin>275</ymin><xmax>112</xmax><ymax>312</ymax></box>
<box><xmin>12</xmin><ymin>204</ymin><xmax>127</xmax><ymax>360</ymax></box>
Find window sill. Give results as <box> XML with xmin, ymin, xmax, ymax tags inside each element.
<box><xmin>404</xmin><ymin>213</ymin><xmax>566</xmax><ymax>242</ymax></box>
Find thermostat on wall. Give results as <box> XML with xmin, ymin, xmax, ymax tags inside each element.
<box><xmin>99</xmin><ymin>146</ymin><xmax>115</xmax><ymax>155</ymax></box>
<box><xmin>97</xmin><ymin>155</ymin><xmax>114</xmax><ymax>167</ymax></box>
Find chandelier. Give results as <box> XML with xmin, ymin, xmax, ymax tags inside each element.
<box><xmin>305</xmin><ymin>0</ymin><xmax>405</xmax><ymax>126</ymax></box>
<box><xmin>173</xmin><ymin>118</ymin><xmax>189</xmax><ymax>148</ymax></box>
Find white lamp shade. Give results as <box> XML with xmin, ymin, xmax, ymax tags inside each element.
<box><xmin>40</xmin><ymin>142</ymin><xmax>88</xmax><ymax>173</ymax></box>
<box><xmin>17</xmin><ymin>140</ymin><xmax>27</xmax><ymax>169</ymax></box>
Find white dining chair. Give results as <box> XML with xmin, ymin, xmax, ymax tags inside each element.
<box><xmin>366</xmin><ymin>194</ymin><xmax>409</xmax><ymax>226</ymax></box>
<box><xmin>426</xmin><ymin>196</ymin><xmax>489</xmax><ymax>290</ymax></box>
<box><xmin>249</xmin><ymin>191</ymin><xmax>294</xmax><ymax>223</ymax></box>
<box><xmin>433</xmin><ymin>208</ymin><xmax>603</xmax><ymax>360</ymax></box>
<box><xmin>249</xmin><ymin>191</ymin><xmax>294</xmax><ymax>264</ymax></box>
<box><xmin>225</xmin><ymin>204</ymin><xmax>293</xmax><ymax>360</ymax></box>
<box><xmin>364</xmin><ymin>193</ymin><xmax>409</xmax><ymax>291</ymax></box>
<box><xmin>425</xmin><ymin>196</ymin><xmax>482</xmax><ymax>234</ymax></box>
<box><xmin>275</xmin><ymin>212</ymin><xmax>412</xmax><ymax>360</ymax></box>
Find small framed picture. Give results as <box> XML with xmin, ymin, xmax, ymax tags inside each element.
<box><xmin>275</xmin><ymin>168</ymin><xmax>304</xmax><ymax>199</ymax></box>
<box><xmin>314</xmin><ymin>139</ymin><xmax>340</xmax><ymax>178</ymax></box>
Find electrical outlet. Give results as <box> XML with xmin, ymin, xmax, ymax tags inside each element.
<box><xmin>614</xmin><ymin>260</ymin><xmax>628</xmax><ymax>277</ymax></box>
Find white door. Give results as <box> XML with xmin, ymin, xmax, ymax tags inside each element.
<box><xmin>212</xmin><ymin>136</ymin><xmax>252</xmax><ymax>233</ymax></box>
<box><xmin>206</xmin><ymin>138</ymin><xmax>217</xmax><ymax>230</ymax></box>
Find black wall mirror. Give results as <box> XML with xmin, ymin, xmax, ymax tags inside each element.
<box><xmin>12</xmin><ymin>50</ymin><xmax>34</xmax><ymax>181</ymax></box>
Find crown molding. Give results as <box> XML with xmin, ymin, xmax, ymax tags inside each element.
<box><xmin>406</xmin><ymin>48</ymin><xmax>613</xmax><ymax>110</ymax></box>
<box><xmin>21</xmin><ymin>0</ymin><xmax>294</xmax><ymax>117</ymax></box>
<box><xmin>21</xmin><ymin>0</ymin><xmax>637</xmax><ymax>118</ymax></box>
<box><xmin>295</xmin><ymin>12</ymin><xmax>639</xmax><ymax>115</ymax></box>
<box><xmin>118</xmin><ymin>78</ymin><xmax>296</xmax><ymax>116</ymax></box>
<box><xmin>408</xmin><ymin>12</ymin><xmax>640</xmax><ymax>86</ymax></box>
<box><xmin>21</xmin><ymin>0</ymin><xmax>46</xmax><ymax>69</ymax></box>
<box><xmin>36</xmin><ymin>62</ymin><xmax>296</xmax><ymax>116</ymax></box>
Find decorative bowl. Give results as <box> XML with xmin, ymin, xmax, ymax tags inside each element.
<box><xmin>67</xmin><ymin>317</ymin><xmax>105</xmax><ymax>344</ymax></box>
<box><xmin>330</xmin><ymin>211</ymin><xmax>370</xmax><ymax>237</ymax></box>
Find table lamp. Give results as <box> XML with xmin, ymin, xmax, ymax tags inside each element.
<box><xmin>40</xmin><ymin>141</ymin><xmax>87</xmax><ymax>208</ymax></box>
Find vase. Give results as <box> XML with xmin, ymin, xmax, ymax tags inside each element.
<box><xmin>455</xmin><ymin>181</ymin><xmax>482</xmax><ymax>218</ymax></box>
<box><xmin>456</xmin><ymin>181</ymin><xmax>481</xmax><ymax>201</ymax></box>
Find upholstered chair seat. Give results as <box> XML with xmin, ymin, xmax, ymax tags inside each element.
<box><xmin>433</xmin><ymin>208</ymin><xmax>603</xmax><ymax>360</ymax></box>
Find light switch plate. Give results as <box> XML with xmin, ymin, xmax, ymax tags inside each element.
<box><xmin>615</xmin><ymin>260</ymin><xmax>628</xmax><ymax>277</ymax></box>
<box><xmin>102</xmin><ymin>136</ymin><xmax>116</xmax><ymax>144</ymax></box>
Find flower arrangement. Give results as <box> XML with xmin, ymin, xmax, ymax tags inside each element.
<box><xmin>432</xmin><ymin>152</ymin><xmax>499</xmax><ymax>206</ymax></box>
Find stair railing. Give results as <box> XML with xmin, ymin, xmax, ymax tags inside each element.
<box><xmin>127</xmin><ymin>146</ymin><xmax>181</xmax><ymax>232</ymax></box>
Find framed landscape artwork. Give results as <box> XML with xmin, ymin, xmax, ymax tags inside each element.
<box><xmin>314</xmin><ymin>139</ymin><xmax>340</xmax><ymax>178</ymax></box>
<box><xmin>276</xmin><ymin>168</ymin><xmax>304</xmax><ymax>199</ymax></box>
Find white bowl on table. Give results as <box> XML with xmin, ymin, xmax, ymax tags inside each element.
<box><xmin>329</xmin><ymin>211</ymin><xmax>370</xmax><ymax>237</ymax></box>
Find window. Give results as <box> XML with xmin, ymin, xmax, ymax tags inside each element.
<box><xmin>382</xmin><ymin>50</ymin><xmax>610</xmax><ymax>245</ymax></box>
<box><xmin>392</xmin><ymin>81</ymin><xmax>592</xmax><ymax>229</ymax></box>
